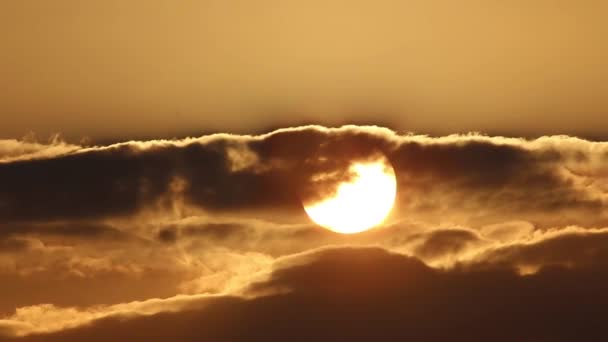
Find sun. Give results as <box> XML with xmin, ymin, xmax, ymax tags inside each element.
<box><xmin>303</xmin><ymin>158</ymin><xmax>397</xmax><ymax>234</ymax></box>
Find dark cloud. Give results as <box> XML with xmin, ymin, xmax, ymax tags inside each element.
<box><xmin>410</xmin><ymin>228</ymin><xmax>484</xmax><ymax>260</ymax></box>
<box><xmin>158</xmin><ymin>223</ymin><xmax>250</xmax><ymax>244</ymax></box>
<box><xmin>157</xmin><ymin>228</ymin><xmax>177</xmax><ymax>244</ymax></box>
<box><xmin>472</xmin><ymin>229</ymin><xmax>608</xmax><ymax>271</ymax></box>
<box><xmin>1</xmin><ymin>126</ymin><xmax>608</xmax><ymax>340</ymax></box>
<box><xmin>0</xmin><ymin>237</ymin><xmax>32</xmax><ymax>253</ymax></box>
<box><xmin>1</xmin><ymin>126</ymin><xmax>606</xmax><ymax>228</ymax></box>
<box><xmin>0</xmin><ymin>138</ymin><xmax>299</xmax><ymax>223</ymax></box>
<box><xmin>5</xmin><ymin>246</ymin><xmax>606</xmax><ymax>341</ymax></box>
<box><xmin>181</xmin><ymin>223</ymin><xmax>249</xmax><ymax>240</ymax></box>
<box><xmin>0</xmin><ymin>222</ymin><xmax>127</xmax><ymax>241</ymax></box>
<box><xmin>0</xmin><ymin>270</ymin><xmax>186</xmax><ymax>316</ymax></box>
<box><xmin>0</xmin><ymin>145</ymin><xmax>176</xmax><ymax>222</ymax></box>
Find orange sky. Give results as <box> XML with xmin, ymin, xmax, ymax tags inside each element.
<box><xmin>1</xmin><ymin>0</ymin><xmax>607</xmax><ymax>140</ymax></box>
<box><xmin>2</xmin><ymin>4</ymin><xmax>608</xmax><ymax>338</ymax></box>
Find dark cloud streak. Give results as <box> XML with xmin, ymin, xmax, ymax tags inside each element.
<box><xmin>1</xmin><ymin>126</ymin><xmax>606</xmax><ymax>229</ymax></box>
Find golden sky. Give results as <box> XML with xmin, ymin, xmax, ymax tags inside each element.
<box><xmin>1</xmin><ymin>2</ymin><xmax>608</xmax><ymax>340</ymax></box>
<box><xmin>1</xmin><ymin>0</ymin><xmax>607</xmax><ymax>140</ymax></box>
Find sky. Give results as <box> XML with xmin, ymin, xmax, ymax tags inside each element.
<box><xmin>1</xmin><ymin>0</ymin><xmax>607</xmax><ymax>141</ymax></box>
<box><xmin>1</xmin><ymin>1</ymin><xmax>608</xmax><ymax>341</ymax></box>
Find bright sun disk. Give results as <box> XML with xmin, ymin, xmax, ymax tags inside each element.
<box><xmin>303</xmin><ymin>160</ymin><xmax>397</xmax><ymax>234</ymax></box>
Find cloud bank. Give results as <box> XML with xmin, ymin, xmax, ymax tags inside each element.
<box><xmin>0</xmin><ymin>125</ymin><xmax>607</xmax><ymax>340</ymax></box>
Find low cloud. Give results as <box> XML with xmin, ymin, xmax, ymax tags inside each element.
<box><xmin>2</xmin><ymin>244</ymin><xmax>607</xmax><ymax>341</ymax></box>
<box><xmin>1</xmin><ymin>125</ymin><xmax>607</xmax><ymax>340</ymax></box>
<box><xmin>1</xmin><ymin>126</ymin><xmax>607</xmax><ymax>227</ymax></box>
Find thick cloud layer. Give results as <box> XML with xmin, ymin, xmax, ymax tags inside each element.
<box><xmin>1</xmin><ymin>126</ymin><xmax>607</xmax><ymax>226</ymax></box>
<box><xmin>1</xmin><ymin>126</ymin><xmax>607</xmax><ymax>340</ymax></box>
<box><xmin>1</xmin><ymin>246</ymin><xmax>607</xmax><ymax>341</ymax></box>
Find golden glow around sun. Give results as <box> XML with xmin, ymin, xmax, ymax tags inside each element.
<box><xmin>304</xmin><ymin>159</ymin><xmax>397</xmax><ymax>234</ymax></box>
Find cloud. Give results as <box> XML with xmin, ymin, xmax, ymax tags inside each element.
<box><xmin>471</xmin><ymin>227</ymin><xmax>608</xmax><ymax>273</ymax></box>
<box><xmin>0</xmin><ymin>137</ymin><xmax>79</xmax><ymax>164</ymax></box>
<box><xmin>2</xmin><ymin>245</ymin><xmax>607</xmax><ymax>341</ymax></box>
<box><xmin>479</xmin><ymin>220</ymin><xmax>535</xmax><ymax>243</ymax></box>
<box><xmin>0</xmin><ymin>294</ymin><xmax>225</xmax><ymax>338</ymax></box>
<box><xmin>1</xmin><ymin>126</ymin><xmax>608</xmax><ymax>340</ymax></box>
<box><xmin>0</xmin><ymin>222</ymin><xmax>129</xmax><ymax>241</ymax></box>
<box><xmin>409</xmin><ymin>227</ymin><xmax>488</xmax><ymax>262</ymax></box>
<box><xmin>0</xmin><ymin>126</ymin><xmax>606</xmax><ymax>228</ymax></box>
